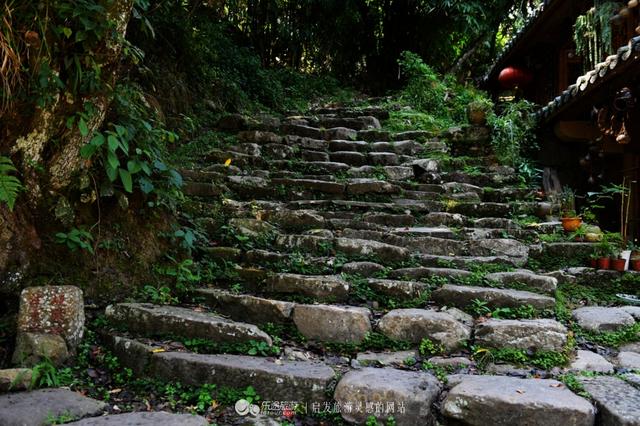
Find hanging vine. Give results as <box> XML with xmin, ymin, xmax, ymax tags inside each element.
<box><xmin>574</xmin><ymin>2</ymin><xmax>621</xmax><ymax>71</ymax></box>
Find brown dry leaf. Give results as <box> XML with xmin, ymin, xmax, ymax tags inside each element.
<box><xmin>516</xmin><ymin>389</ymin><xmax>525</xmax><ymax>394</ymax></box>
<box><xmin>550</xmin><ymin>383</ymin><xmax>564</xmax><ymax>388</ymax></box>
<box><xmin>108</xmin><ymin>388</ymin><xmax>122</xmax><ymax>394</ymax></box>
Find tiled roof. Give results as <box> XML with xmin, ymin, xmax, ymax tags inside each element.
<box><xmin>484</xmin><ymin>0</ymin><xmax>555</xmax><ymax>83</ymax></box>
<box><xmin>535</xmin><ymin>36</ymin><xmax>640</xmax><ymax>122</ymax></box>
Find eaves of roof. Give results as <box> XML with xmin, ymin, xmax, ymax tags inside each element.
<box><xmin>534</xmin><ymin>36</ymin><xmax>640</xmax><ymax>123</ymax></box>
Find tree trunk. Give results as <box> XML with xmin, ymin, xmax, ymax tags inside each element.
<box><xmin>1</xmin><ymin>0</ymin><xmax>134</xmax><ymax>278</ymax></box>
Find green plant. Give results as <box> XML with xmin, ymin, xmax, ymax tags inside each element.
<box><xmin>419</xmin><ymin>337</ymin><xmax>445</xmax><ymax>357</ymax></box>
<box><xmin>31</xmin><ymin>358</ymin><xmax>63</xmax><ymax>389</ymax></box>
<box><xmin>469</xmin><ymin>299</ymin><xmax>491</xmax><ymax>317</ymax></box>
<box><xmin>574</xmin><ymin>2</ymin><xmax>620</xmax><ymax>70</ymax></box>
<box><xmin>45</xmin><ymin>411</ymin><xmax>77</xmax><ymax>425</ymax></box>
<box><xmin>0</xmin><ymin>156</ymin><xmax>22</xmax><ymax>210</ymax></box>
<box><xmin>486</xmin><ymin>100</ymin><xmax>536</xmax><ymax>167</ymax></box>
<box><xmin>55</xmin><ymin>228</ymin><xmax>94</xmax><ymax>254</ymax></box>
<box><xmin>141</xmin><ymin>285</ymin><xmax>177</xmax><ymax>305</ymax></box>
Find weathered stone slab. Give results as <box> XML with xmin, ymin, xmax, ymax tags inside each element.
<box><xmin>572</xmin><ymin>307</ymin><xmax>636</xmax><ymax>332</ymax></box>
<box><xmin>334</xmin><ymin>368</ymin><xmax>441</xmax><ymax>425</ymax></box>
<box><xmin>65</xmin><ymin>412</ymin><xmax>209</xmax><ymax>426</ymax></box>
<box><xmin>378</xmin><ymin>309</ymin><xmax>471</xmax><ymax>351</ymax></box>
<box><xmin>345</xmin><ymin>179</ymin><xmax>400</xmax><ymax>195</ymax></box>
<box><xmin>293</xmin><ymin>304</ymin><xmax>372</xmax><ymax>343</ymax></box>
<box><xmin>484</xmin><ymin>271</ymin><xmax>557</xmax><ymax>294</ymax></box>
<box><xmin>17</xmin><ymin>286</ymin><xmax>85</xmax><ymax>349</ymax></box>
<box><xmin>474</xmin><ymin>319</ymin><xmax>567</xmax><ymax>352</ymax></box>
<box><xmin>367</xmin><ymin>279</ymin><xmax>426</xmax><ymax>300</ymax></box>
<box><xmin>335</xmin><ymin>238</ymin><xmax>409</xmax><ymax>262</ymax></box>
<box><xmin>267</xmin><ymin>273</ymin><xmax>349</xmax><ymax>301</ymax></box>
<box><xmin>12</xmin><ymin>332</ymin><xmax>69</xmax><ymax>367</ymax></box>
<box><xmin>340</xmin><ymin>261</ymin><xmax>385</xmax><ymax>277</ymax></box>
<box><xmin>389</xmin><ymin>267</ymin><xmax>472</xmax><ymax>281</ymax></box>
<box><xmin>442</xmin><ymin>375</ymin><xmax>594</xmax><ymax>426</ymax></box>
<box><xmin>579</xmin><ymin>375</ymin><xmax>640</xmax><ymax>425</ymax></box>
<box><xmin>616</xmin><ymin>351</ymin><xmax>640</xmax><ymax>370</ymax></box>
<box><xmin>150</xmin><ymin>352</ymin><xmax>334</xmax><ymax>403</ymax></box>
<box><xmin>0</xmin><ymin>388</ymin><xmax>107</xmax><ymax>426</ymax></box>
<box><xmin>569</xmin><ymin>350</ymin><xmax>614</xmax><ymax>373</ymax></box>
<box><xmin>105</xmin><ymin>303</ymin><xmax>272</xmax><ymax>345</ymax></box>
<box><xmin>197</xmin><ymin>289</ymin><xmax>295</xmax><ymax>324</ymax></box>
<box><xmin>432</xmin><ymin>284</ymin><xmax>556</xmax><ymax>311</ymax></box>
<box><xmin>105</xmin><ymin>335</ymin><xmax>153</xmax><ymax>376</ymax></box>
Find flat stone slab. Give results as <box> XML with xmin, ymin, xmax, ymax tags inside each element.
<box><xmin>484</xmin><ymin>271</ymin><xmax>557</xmax><ymax>294</ymax></box>
<box><xmin>150</xmin><ymin>352</ymin><xmax>334</xmax><ymax>403</ymax></box>
<box><xmin>105</xmin><ymin>303</ymin><xmax>272</xmax><ymax>345</ymax></box>
<box><xmin>378</xmin><ymin>309</ymin><xmax>471</xmax><ymax>351</ymax></box>
<box><xmin>442</xmin><ymin>375</ymin><xmax>595</xmax><ymax>426</ymax></box>
<box><xmin>432</xmin><ymin>284</ymin><xmax>556</xmax><ymax>311</ymax></box>
<box><xmin>367</xmin><ymin>278</ymin><xmax>426</xmax><ymax>300</ymax></box>
<box><xmin>389</xmin><ymin>267</ymin><xmax>472</xmax><ymax>281</ymax></box>
<box><xmin>196</xmin><ymin>289</ymin><xmax>295</xmax><ymax>324</ymax></box>
<box><xmin>267</xmin><ymin>273</ymin><xmax>349</xmax><ymax>301</ymax></box>
<box><xmin>569</xmin><ymin>350</ymin><xmax>614</xmax><ymax>373</ymax></box>
<box><xmin>66</xmin><ymin>412</ymin><xmax>208</xmax><ymax>426</ymax></box>
<box><xmin>335</xmin><ymin>238</ymin><xmax>409</xmax><ymax>262</ymax></box>
<box><xmin>474</xmin><ymin>319</ymin><xmax>567</xmax><ymax>352</ymax></box>
<box><xmin>616</xmin><ymin>351</ymin><xmax>640</xmax><ymax>369</ymax></box>
<box><xmin>572</xmin><ymin>307</ymin><xmax>636</xmax><ymax>332</ymax></box>
<box><xmin>579</xmin><ymin>376</ymin><xmax>640</xmax><ymax>425</ymax></box>
<box><xmin>0</xmin><ymin>388</ymin><xmax>107</xmax><ymax>426</ymax></box>
<box><xmin>293</xmin><ymin>304</ymin><xmax>372</xmax><ymax>343</ymax></box>
<box><xmin>334</xmin><ymin>368</ymin><xmax>441</xmax><ymax>425</ymax></box>
<box><xmin>17</xmin><ymin>285</ymin><xmax>85</xmax><ymax>349</ymax></box>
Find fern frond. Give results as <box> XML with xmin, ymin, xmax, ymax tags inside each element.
<box><xmin>0</xmin><ymin>156</ymin><xmax>22</xmax><ymax>210</ymax></box>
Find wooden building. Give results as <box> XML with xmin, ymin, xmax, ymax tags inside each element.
<box><xmin>484</xmin><ymin>0</ymin><xmax>640</xmax><ymax>239</ymax></box>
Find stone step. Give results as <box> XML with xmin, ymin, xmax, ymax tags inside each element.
<box><xmin>474</xmin><ymin>318</ymin><xmax>568</xmax><ymax>351</ymax></box>
<box><xmin>309</xmin><ymin>106</ymin><xmax>390</xmax><ymax>120</ymax></box>
<box><xmin>334</xmin><ymin>368</ymin><xmax>441</xmax><ymax>425</ymax></box>
<box><xmin>578</xmin><ymin>375</ymin><xmax>640</xmax><ymax>425</ymax></box>
<box><xmin>146</xmin><ymin>351</ymin><xmax>336</xmax><ymax>404</ymax></box>
<box><xmin>196</xmin><ymin>288</ymin><xmax>295</xmax><ymax>324</ymax></box>
<box><xmin>265</xmin><ymin>273</ymin><xmax>350</xmax><ymax>301</ymax></box>
<box><xmin>0</xmin><ymin>389</ymin><xmax>107</xmax><ymax>426</ymax></box>
<box><xmin>484</xmin><ymin>271</ymin><xmax>558</xmax><ymax>294</ymax></box>
<box><xmin>377</xmin><ymin>308</ymin><xmax>471</xmax><ymax>352</ymax></box>
<box><xmin>105</xmin><ymin>303</ymin><xmax>272</xmax><ymax>345</ymax></box>
<box><xmin>441</xmin><ymin>375</ymin><xmax>594</xmax><ymax>425</ymax></box>
<box><xmin>431</xmin><ymin>284</ymin><xmax>556</xmax><ymax>312</ymax></box>
<box><xmin>417</xmin><ymin>254</ymin><xmax>527</xmax><ymax>269</ymax></box>
<box><xmin>65</xmin><ymin>412</ymin><xmax>209</xmax><ymax>426</ymax></box>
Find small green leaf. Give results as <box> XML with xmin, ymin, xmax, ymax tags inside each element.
<box><xmin>119</xmin><ymin>168</ymin><xmax>133</xmax><ymax>193</ymax></box>
<box><xmin>78</xmin><ymin>118</ymin><xmax>89</xmax><ymax>137</ymax></box>
<box><xmin>61</xmin><ymin>26</ymin><xmax>72</xmax><ymax>38</ymax></box>
<box><xmin>80</xmin><ymin>144</ymin><xmax>97</xmax><ymax>159</ymax></box>
<box><xmin>107</xmin><ymin>150</ymin><xmax>119</xmax><ymax>170</ymax></box>
<box><xmin>106</xmin><ymin>165</ymin><xmax>118</xmax><ymax>182</ymax></box>
<box><xmin>107</xmin><ymin>135</ymin><xmax>119</xmax><ymax>152</ymax></box>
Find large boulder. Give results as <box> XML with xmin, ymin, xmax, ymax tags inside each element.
<box><xmin>334</xmin><ymin>368</ymin><xmax>441</xmax><ymax>425</ymax></box>
<box><xmin>378</xmin><ymin>309</ymin><xmax>471</xmax><ymax>352</ymax></box>
<box><xmin>12</xmin><ymin>332</ymin><xmax>69</xmax><ymax>367</ymax></box>
<box><xmin>441</xmin><ymin>375</ymin><xmax>595</xmax><ymax>426</ymax></box>
<box><xmin>293</xmin><ymin>304</ymin><xmax>372</xmax><ymax>343</ymax></box>
<box><xmin>474</xmin><ymin>319</ymin><xmax>567</xmax><ymax>352</ymax></box>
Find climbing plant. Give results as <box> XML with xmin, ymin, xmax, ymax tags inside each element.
<box><xmin>573</xmin><ymin>2</ymin><xmax>621</xmax><ymax>71</ymax></box>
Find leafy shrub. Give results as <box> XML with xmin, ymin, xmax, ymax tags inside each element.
<box><xmin>487</xmin><ymin>100</ymin><xmax>537</xmax><ymax>167</ymax></box>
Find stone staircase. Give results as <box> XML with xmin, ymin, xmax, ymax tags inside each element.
<box><xmin>32</xmin><ymin>105</ymin><xmax>640</xmax><ymax>425</ymax></box>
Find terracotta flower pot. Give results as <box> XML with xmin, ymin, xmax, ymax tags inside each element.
<box><xmin>597</xmin><ymin>257</ymin><xmax>611</xmax><ymax>270</ymax></box>
<box><xmin>631</xmin><ymin>259</ymin><xmax>640</xmax><ymax>271</ymax></box>
<box><xmin>561</xmin><ymin>217</ymin><xmax>582</xmax><ymax>232</ymax></box>
<box><xmin>589</xmin><ymin>258</ymin><xmax>598</xmax><ymax>268</ymax></box>
<box><xmin>611</xmin><ymin>258</ymin><xmax>626</xmax><ymax>272</ymax></box>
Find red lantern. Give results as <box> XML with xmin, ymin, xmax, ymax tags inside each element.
<box><xmin>498</xmin><ymin>66</ymin><xmax>533</xmax><ymax>89</ymax></box>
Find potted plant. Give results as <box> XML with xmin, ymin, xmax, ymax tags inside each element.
<box><xmin>629</xmin><ymin>241</ymin><xmax>640</xmax><ymax>271</ymax></box>
<box><xmin>595</xmin><ymin>239</ymin><xmax>613</xmax><ymax>270</ymax></box>
<box><xmin>559</xmin><ymin>187</ymin><xmax>582</xmax><ymax>232</ymax></box>
<box><xmin>588</xmin><ymin>252</ymin><xmax>599</xmax><ymax>268</ymax></box>
<box><xmin>467</xmin><ymin>99</ymin><xmax>493</xmax><ymax>126</ymax></box>
<box><xmin>611</xmin><ymin>252</ymin><xmax>626</xmax><ymax>272</ymax></box>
